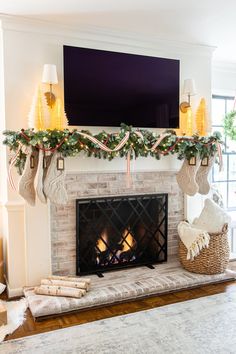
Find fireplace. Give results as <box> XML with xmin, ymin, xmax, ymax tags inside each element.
<box><xmin>76</xmin><ymin>194</ymin><xmax>168</xmax><ymax>275</ymax></box>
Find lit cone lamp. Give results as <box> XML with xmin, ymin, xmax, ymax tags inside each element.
<box><xmin>180</xmin><ymin>79</ymin><xmax>197</xmax><ymax>113</ymax></box>
<box><xmin>42</xmin><ymin>64</ymin><xmax>58</xmax><ymax>108</ymax></box>
<box><xmin>195</xmin><ymin>98</ymin><xmax>207</xmax><ymax>136</ymax></box>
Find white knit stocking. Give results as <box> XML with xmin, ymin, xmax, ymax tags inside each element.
<box><xmin>44</xmin><ymin>152</ymin><xmax>68</xmax><ymax>205</ymax></box>
<box><xmin>18</xmin><ymin>147</ymin><xmax>39</xmax><ymax>206</ymax></box>
<box><xmin>36</xmin><ymin>150</ymin><xmax>52</xmax><ymax>203</ymax></box>
<box><xmin>196</xmin><ymin>154</ymin><xmax>216</xmax><ymax>195</ymax></box>
<box><xmin>176</xmin><ymin>156</ymin><xmax>201</xmax><ymax>196</ymax></box>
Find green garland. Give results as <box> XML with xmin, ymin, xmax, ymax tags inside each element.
<box><xmin>223</xmin><ymin>110</ymin><xmax>236</xmax><ymax>141</ymax></box>
<box><xmin>3</xmin><ymin>124</ymin><xmax>222</xmax><ymax>175</ymax></box>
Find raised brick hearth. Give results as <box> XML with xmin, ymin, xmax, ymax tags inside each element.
<box><xmin>51</xmin><ymin>171</ymin><xmax>184</xmax><ymax>275</ymax></box>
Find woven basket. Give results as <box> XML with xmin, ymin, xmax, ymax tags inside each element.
<box><xmin>179</xmin><ymin>224</ymin><xmax>230</xmax><ymax>275</ymax></box>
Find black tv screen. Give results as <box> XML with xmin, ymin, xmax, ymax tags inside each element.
<box><xmin>63</xmin><ymin>45</ymin><xmax>179</xmax><ymax>128</ymax></box>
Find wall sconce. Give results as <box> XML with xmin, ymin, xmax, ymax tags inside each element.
<box><xmin>180</xmin><ymin>79</ymin><xmax>197</xmax><ymax>113</ymax></box>
<box><xmin>42</xmin><ymin>64</ymin><xmax>58</xmax><ymax>108</ymax></box>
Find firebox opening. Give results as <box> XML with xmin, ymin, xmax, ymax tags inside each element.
<box><xmin>76</xmin><ymin>194</ymin><xmax>168</xmax><ymax>275</ymax></box>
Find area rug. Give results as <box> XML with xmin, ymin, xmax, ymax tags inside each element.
<box><xmin>0</xmin><ymin>299</ymin><xmax>27</xmax><ymax>342</ymax></box>
<box><xmin>1</xmin><ymin>292</ymin><xmax>236</xmax><ymax>353</ymax></box>
<box><xmin>24</xmin><ymin>257</ymin><xmax>236</xmax><ymax>319</ymax></box>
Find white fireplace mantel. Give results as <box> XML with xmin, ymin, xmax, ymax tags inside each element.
<box><xmin>3</xmin><ymin>155</ymin><xmax>207</xmax><ymax>298</ymax></box>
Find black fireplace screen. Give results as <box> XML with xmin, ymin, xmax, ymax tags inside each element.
<box><xmin>76</xmin><ymin>194</ymin><xmax>168</xmax><ymax>275</ymax></box>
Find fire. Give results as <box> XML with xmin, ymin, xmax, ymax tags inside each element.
<box><xmin>96</xmin><ymin>227</ymin><xmax>136</xmax><ymax>265</ymax></box>
<box><xmin>96</xmin><ymin>229</ymin><xmax>108</xmax><ymax>252</ymax></box>
<box><xmin>121</xmin><ymin>228</ymin><xmax>136</xmax><ymax>252</ymax></box>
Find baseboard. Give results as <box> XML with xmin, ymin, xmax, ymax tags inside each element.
<box><xmin>6</xmin><ymin>278</ymin><xmax>24</xmax><ymax>298</ymax></box>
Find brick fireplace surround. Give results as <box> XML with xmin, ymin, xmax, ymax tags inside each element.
<box><xmin>51</xmin><ymin>171</ymin><xmax>184</xmax><ymax>276</ymax></box>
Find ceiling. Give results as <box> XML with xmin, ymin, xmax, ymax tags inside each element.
<box><xmin>0</xmin><ymin>0</ymin><xmax>236</xmax><ymax>62</ymax></box>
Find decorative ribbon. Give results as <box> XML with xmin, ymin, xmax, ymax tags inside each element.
<box><xmin>134</xmin><ymin>131</ymin><xmax>144</xmax><ymax>141</ymax></box>
<box><xmin>17</xmin><ymin>129</ymin><xmax>223</xmax><ymax>190</ymax></box>
<box><xmin>150</xmin><ymin>133</ymin><xmax>171</xmax><ymax>151</ymax></box>
<box><xmin>217</xmin><ymin>142</ymin><xmax>223</xmax><ymax>172</ymax></box>
<box><xmin>20</xmin><ymin>129</ymin><xmax>220</xmax><ymax>157</ymax></box>
<box><xmin>78</xmin><ymin>131</ymin><xmax>130</xmax><ymax>152</ymax></box>
<box><xmin>20</xmin><ymin>130</ymin><xmax>66</xmax><ymax>152</ymax></box>
<box><xmin>126</xmin><ymin>150</ymin><xmax>132</xmax><ymax>188</ymax></box>
<box><xmin>124</xmin><ymin>132</ymin><xmax>171</xmax><ymax>187</ymax></box>
<box><xmin>134</xmin><ymin>131</ymin><xmax>171</xmax><ymax>151</ymax></box>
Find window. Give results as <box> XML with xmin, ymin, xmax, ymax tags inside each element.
<box><xmin>212</xmin><ymin>95</ymin><xmax>236</xmax><ymax>210</ymax></box>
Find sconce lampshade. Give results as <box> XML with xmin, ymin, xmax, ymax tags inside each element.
<box><xmin>42</xmin><ymin>64</ymin><xmax>58</xmax><ymax>84</ymax></box>
<box><xmin>180</xmin><ymin>78</ymin><xmax>197</xmax><ymax>113</ymax></box>
<box><xmin>183</xmin><ymin>79</ymin><xmax>197</xmax><ymax>96</ymax></box>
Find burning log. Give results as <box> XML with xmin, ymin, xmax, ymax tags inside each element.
<box><xmin>96</xmin><ymin>249</ymin><xmax>111</xmax><ymax>265</ymax></box>
<box><xmin>120</xmin><ymin>249</ymin><xmax>135</xmax><ymax>262</ymax></box>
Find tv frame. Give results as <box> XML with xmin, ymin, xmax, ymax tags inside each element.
<box><xmin>63</xmin><ymin>45</ymin><xmax>180</xmax><ymax>129</ymax></box>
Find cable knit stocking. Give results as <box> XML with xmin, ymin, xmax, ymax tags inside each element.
<box><xmin>18</xmin><ymin>147</ymin><xmax>39</xmax><ymax>206</ymax></box>
<box><xmin>196</xmin><ymin>154</ymin><xmax>216</xmax><ymax>195</ymax></box>
<box><xmin>176</xmin><ymin>156</ymin><xmax>201</xmax><ymax>196</ymax></box>
<box><xmin>44</xmin><ymin>152</ymin><xmax>68</xmax><ymax>205</ymax></box>
<box><xmin>36</xmin><ymin>150</ymin><xmax>52</xmax><ymax>203</ymax></box>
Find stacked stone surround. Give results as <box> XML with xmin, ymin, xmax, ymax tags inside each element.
<box><xmin>51</xmin><ymin>171</ymin><xmax>184</xmax><ymax>275</ymax></box>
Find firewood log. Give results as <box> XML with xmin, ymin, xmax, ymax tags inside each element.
<box><xmin>35</xmin><ymin>285</ymin><xmax>86</xmax><ymax>298</ymax></box>
<box><xmin>41</xmin><ymin>279</ymin><xmax>90</xmax><ymax>291</ymax></box>
<box><xmin>48</xmin><ymin>275</ymin><xmax>91</xmax><ymax>284</ymax></box>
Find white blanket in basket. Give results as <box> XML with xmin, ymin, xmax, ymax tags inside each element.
<box><xmin>178</xmin><ymin>221</ymin><xmax>210</xmax><ymax>260</ymax></box>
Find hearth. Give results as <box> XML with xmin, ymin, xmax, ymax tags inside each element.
<box><xmin>76</xmin><ymin>194</ymin><xmax>168</xmax><ymax>275</ymax></box>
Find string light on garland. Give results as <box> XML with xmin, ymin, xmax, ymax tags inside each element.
<box><xmin>3</xmin><ymin>124</ymin><xmax>223</xmax><ymax>175</ymax></box>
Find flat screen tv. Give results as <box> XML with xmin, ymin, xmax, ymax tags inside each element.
<box><xmin>63</xmin><ymin>45</ymin><xmax>180</xmax><ymax>128</ymax></box>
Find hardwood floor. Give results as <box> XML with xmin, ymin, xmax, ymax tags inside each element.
<box><xmin>4</xmin><ymin>279</ymin><xmax>236</xmax><ymax>341</ymax></box>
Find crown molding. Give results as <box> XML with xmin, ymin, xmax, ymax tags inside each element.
<box><xmin>0</xmin><ymin>14</ymin><xmax>216</xmax><ymax>58</ymax></box>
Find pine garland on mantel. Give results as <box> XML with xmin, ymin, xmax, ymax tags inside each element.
<box><xmin>3</xmin><ymin>124</ymin><xmax>222</xmax><ymax>175</ymax></box>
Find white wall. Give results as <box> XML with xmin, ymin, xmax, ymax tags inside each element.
<box><xmin>212</xmin><ymin>61</ymin><xmax>236</xmax><ymax>96</ymax></box>
<box><xmin>0</xmin><ymin>16</ymin><xmax>214</xmax><ymax>295</ymax></box>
